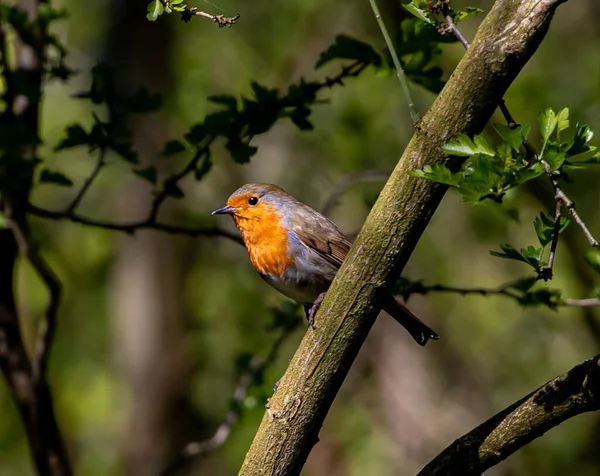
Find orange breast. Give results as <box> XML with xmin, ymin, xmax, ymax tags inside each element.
<box><xmin>235</xmin><ymin>207</ymin><xmax>295</xmax><ymax>277</ymax></box>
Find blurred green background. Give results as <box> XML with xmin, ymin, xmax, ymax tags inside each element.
<box><xmin>2</xmin><ymin>0</ymin><xmax>600</xmax><ymax>474</ymax></box>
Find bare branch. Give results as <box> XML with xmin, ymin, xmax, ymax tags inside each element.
<box><xmin>192</xmin><ymin>10</ymin><xmax>240</xmax><ymax>27</ymax></box>
<box><xmin>418</xmin><ymin>354</ymin><xmax>600</xmax><ymax>476</ymax></box>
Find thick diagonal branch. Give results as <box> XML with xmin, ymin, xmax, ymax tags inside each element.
<box><xmin>418</xmin><ymin>354</ymin><xmax>600</xmax><ymax>476</ymax></box>
<box><xmin>240</xmin><ymin>1</ymin><xmax>565</xmax><ymax>474</ymax></box>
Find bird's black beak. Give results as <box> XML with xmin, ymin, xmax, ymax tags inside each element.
<box><xmin>211</xmin><ymin>205</ymin><xmax>237</xmax><ymax>216</ymax></box>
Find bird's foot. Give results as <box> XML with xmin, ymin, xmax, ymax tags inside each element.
<box><xmin>305</xmin><ymin>292</ymin><xmax>326</xmax><ymax>329</ymax></box>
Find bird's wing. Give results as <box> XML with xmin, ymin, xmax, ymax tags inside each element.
<box><xmin>290</xmin><ymin>205</ymin><xmax>351</xmax><ymax>269</ymax></box>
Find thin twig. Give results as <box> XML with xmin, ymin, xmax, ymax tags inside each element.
<box><xmin>321</xmin><ymin>170</ymin><xmax>392</xmax><ymax>216</ymax></box>
<box><xmin>540</xmin><ymin>200</ymin><xmax>564</xmax><ymax>281</ymax></box>
<box><xmin>402</xmin><ymin>280</ymin><xmax>600</xmax><ymax>308</ymax></box>
<box><xmin>65</xmin><ymin>148</ymin><xmax>107</xmax><ymax>214</ymax></box>
<box><xmin>158</xmin><ymin>324</ymin><xmax>298</xmax><ymax>476</ymax></box>
<box><xmin>192</xmin><ymin>10</ymin><xmax>240</xmax><ymax>26</ymax></box>
<box><xmin>27</xmin><ymin>204</ymin><xmax>244</xmax><ymax>244</ymax></box>
<box><xmin>541</xmin><ymin>161</ymin><xmax>599</xmax><ymax>247</ymax></box>
<box><xmin>148</xmin><ymin>146</ymin><xmax>209</xmax><ymax>222</ymax></box>
<box><xmin>444</xmin><ymin>15</ymin><xmax>470</xmax><ymax>49</ymax></box>
<box><xmin>369</xmin><ymin>0</ymin><xmax>420</xmax><ymax>123</ymax></box>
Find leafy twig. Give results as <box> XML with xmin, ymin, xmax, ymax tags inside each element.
<box><xmin>27</xmin><ymin>204</ymin><xmax>244</xmax><ymax>244</ymax></box>
<box><xmin>158</xmin><ymin>323</ymin><xmax>299</xmax><ymax>476</ymax></box>
<box><xmin>369</xmin><ymin>0</ymin><xmax>420</xmax><ymax>123</ymax></box>
<box><xmin>540</xmin><ymin>200</ymin><xmax>563</xmax><ymax>280</ymax></box>
<box><xmin>443</xmin><ymin>9</ymin><xmax>599</xmax><ymax>254</ymax></box>
<box><xmin>400</xmin><ymin>278</ymin><xmax>600</xmax><ymax>309</ymax></box>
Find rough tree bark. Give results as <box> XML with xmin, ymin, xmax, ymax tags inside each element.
<box><xmin>240</xmin><ymin>0</ymin><xmax>568</xmax><ymax>474</ymax></box>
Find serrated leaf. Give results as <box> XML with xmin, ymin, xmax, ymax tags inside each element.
<box><xmin>495</xmin><ymin>123</ymin><xmax>527</xmax><ymax>151</ymax></box>
<box><xmin>568</xmin><ymin>124</ymin><xmax>594</xmax><ymax>157</ymax></box>
<box><xmin>162</xmin><ymin>140</ymin><xmax>187</xmax><ymax>156</ymax></box>
<box><xmin>409</xmin><ymin>164</ymin><xmax>460</xmax><ymax>187</ymax></box>
<box><xmin>40</xmin><ymin>169</ymin><xmax>73</xmax><ymax>187</ymax></box>
<box><xmin>441</xmin><ymin>133</ymin><xmax>494</xmax><ymax>157</ymax></box>
<box><xmin>315</xmin><ymin>35</ymin><xmax>382</xmax><ymax>68</ymax></box>
<box><xmin>453</xmin><ymin>7</ymin><xmax>484</xmax><ymax>22</ymax></box>
<box><xmin>194</xmin><ymin>156</ymin><xmax>213</xmax><ymax>181</ymax></box>
<box><xmin>126</xmin><ymin>87</ymin><xmax>162</xmax><ymax>114</ymax></box>
<box><xmin>556</xmin><ymin>107</ymin><xmax>569</xmax><ymax>138</ymax></box>
<box><xmin>208</xmin><ymin>95</ymin><xmax>238</xmax><ymax>110</ymax></box>
<box><xmin>533</xmin><ymin>211</ymin><xmax>570</xmax><ymax>247</ymax></box>
<box><xmin>184</xmin><ymin>123</ymin><xmax>207</xmax><ymax>145</ymax></box>
<box><xmin>55</xmin><ymin>124</ymin><xmax>89</xmax><ymax>151</ymax></box>
<box><xmin>585</xmin><ymin>248</ymin><xmax>600</xmax><ymax>276</ymax></box>
<box><xmin>490</xmin><ymin>243</ymin><xmax>542</xmax><ymax>270</ymax></box>
<box><xmin>226</xmin><ymin>139</ymin><xmax>257</xmax><ymax>163</ymax></box>
<box><xmin>146</xmin><ymin>0</ymin><xmax>163</xmax><ymax>21</ymax></box>
<box><xmin>539</xmin><ymin>108</ymin><xmax>557</xmax><ymax>144</ymax></box>
<box><xmin>164</xmin><ymin>181</ymin><xmax>185</xmax><ymax>199</ymax></box>
<box><xmin>134</xmin><ymin>166</ymin><xmax>157</xmax><ymax>184</ymax></box>
<box><xmin>289</xmin><ymin>107</ymin><xmax>313</xmax><ymax>130</ymax></box>
<box><xmin>506</xmin><ymin>276</ymin><xmax>537</xmax><ymax>293</ymax></box>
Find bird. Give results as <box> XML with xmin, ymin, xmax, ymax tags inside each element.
<box><xmin>212</xmin><ymin>183</ymin><xmax>439</xmax><ymax>346</ymax></box>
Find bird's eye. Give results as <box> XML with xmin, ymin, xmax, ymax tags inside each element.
<box><xmin>248</xmin><ymin>196</ymin><xmax>259</xmax><ymax>206</ymax></box>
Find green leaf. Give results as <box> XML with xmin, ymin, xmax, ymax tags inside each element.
<box><xmin>402</xmin><ymin>1</ymin><xmax>436</xmax><ymax>25</ymax></box>
<box><xmin>288</xmin><ymin>107</ymin><xmax>313</xmax><ymax>130</ymax></box>
<box><xmin>146</xmin><ymin>0</ymin><xmax>164</xmax><ymax>21</ymax></box>
<box><xmin>226</xmin><ymin>139</ymin><xmax>257</xmax><ymax>163</ymax></box>
<box><xmin>315</xmin><ymin>35</ymin><xmax>382</xmax><ymax>68</ymax></box>
<box><xmin>495</xmin><ymin>123</ymin><xmax>528</xmax><ymax>151</ymax></box>
<box><xmin>506</xmin><ymin>276</ymin><xmax>537</xmax><ymax>294</ymax></box>
<box><xmin>538</xmin><ymin>108</ymin><xmax>557</xmax><ymax>145</ymax></box>
<box><xmin>568</xmin><ymin>124</ymin><xmax>594</xmax><ymax>157</ymax></box>
<box><xmin>453</xmin><ymin>7</ymin><xmax>484</xmax><ymax>22</ymax></box>
<box><xmin>40</xmin><ymin>169</ymin><xmax>73</xmax><ymax>187</ymax></box>
<box><xmin>162</xmin><ymin>140</ymin><xmax>187</xmax><ymax>156</ymax></box>
<box><xmin>134</xmin><ymin>166</ymin><xmax>157</xmax><ymax>184</ymax></box>
<box><xmin>55</xmin><ymin>124</ymin><xmax>90</xmax><ymax>151</ymax></box>
<box><xmin>490</xmin><ymin>243</ymin><xmax>543</xmax><ymax>270</ymax></box>
<box><xmin>585</xmin><ymin>248</ymin><xmax>600</xmax><ymax>276</ymax></box>
<box><xmin>441</xmin><ymin>133</ymin><xmax>495</xmax><ymax>157</ymax></box>
<box><xmin>185</xmin><ymin>124</ymin><xmax>207</xmax><ymax>145</ymax></box>
<box><xmin>194</xmin><ymin>156</ymin><xmax>213</xmax><ymax>181</ymax></box>
<box><xmin>126</xmin><ymin>88</ymin><xmax>162</xmax><ymax>114</ymax></box>
<box><xmin>208</xmin><ymin>95</ymin><xmax>238</xmax><ymax>110</ymax></box>
<box><xmin>164</xmin><ymin>181</ymin><xmax>185</xmax><ymax>199</ymax></box>
<box><xmin>533</xmin><ymin>211</ymin><xmax>570</xmax><ymax>247</ymax></box>
<box><xmin>556</xmin><ymin>107</ymin><xmax>569</xmax><ymax>138</ymax></box>
<box><xmin>409</xmin><ymin>164</ymin><xmax>460</xmax><ymax>187</ymax></box>
<box><xmin>111</xmin><ymin>142</ymin><xmax>139</xmax><ymax>164</ymax></box>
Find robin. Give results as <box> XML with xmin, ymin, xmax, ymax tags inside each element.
<box><xmin>212</xmin><ymin>183</ymin><xmax>439</xmax><ymax>346</ymax></box>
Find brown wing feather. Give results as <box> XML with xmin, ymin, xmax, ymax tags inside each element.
<box><xmin>289</xmin><ymin>203</ymin><xmax>351</xmax><ymax>269</ymax></box>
